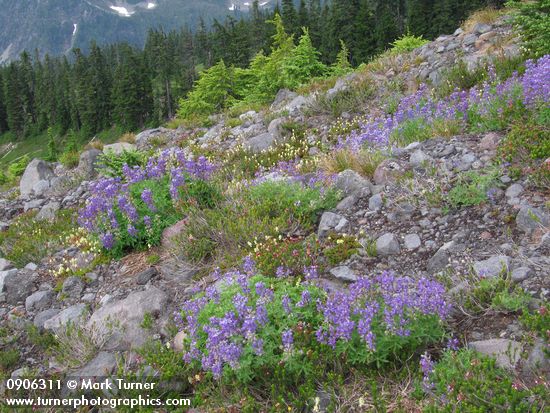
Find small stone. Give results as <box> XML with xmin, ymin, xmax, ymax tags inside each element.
<box><xmin>136</xmin><ymin>268</ymin><xmax>158</xmax><ymax>285</ymax></box>
<box><xmin>36</xmin><ymin>201</ymin><xmax>61</xmax><ymax>221</ymax></box>
<box><xmin>404</xmin><ymin>234</ymin><xmax>421</xmax><ymax>250</ymax></box>
<box><xmin>511</xmin><ymin>267</ymin><xmax>532</xmax><ymax>283</ymax></box>
<box><xmin>409</xmin><ymin>150</ymin><xmax>431</xmax><ymax>168</ymax></box>
<box><xmin>34</xmin><ymin>309</ymin><xmax>61</xmax><ymax>329</ymax></box>
<box><xmin>334</xmin><ymin>170</ymin><xmax>371</xmax><ymax>197</ymax></box>
<box><xmin>336</xmin><ymin>195</ymin><xmax>357</xmax><ymax>211</ymax></box>
<box><xmin>368</xmin><ymin>194</ymin><xmax>383</xmax><ymax>211</ymax></box>
<box><xmin>0</xmin><ymin>258</ymin><xmax>14</xmax><ymax>271</ymax></box>
<box><xmin>68</xmin><ymin>352</ymin><xmax>118</xmax><ymax>379</ymax></box>
<box><xmin>62</xmin><ymin>276</ymin><xmax>85</xmax><ymax>298</ymax></box>
<box><xmin>505</xmin><ymin>183</ymin><xmax>523</xmax><ymax>198</ymax></box>
<box><xmin>43</xmin><ymin>304</ymin><xmax>87</xmax><ymax>331</ymax></box>
<box><xmin>473</xmin><ymin>23</ymin><xmax>492</xmax><ymax>34</ymax></box>
<box><xmin>376</xmin><ymin>233</ymin><xmax>400</xmax><ymax>256</ymax></box>
<box><xmin>473</xmin><ymin>255</ymin><xmax>511</xmax><ymax>278</ymax></box>
<box><xmin>24</xmin><ymin>263</ymin><xmax>38</xmax><ymax>271</ymax></box>
<box><xmin>103</xmin><ymin>142</ymin><xmax>136</xmax><ymax>155</ymax></box>
<box><xmin>427</xmin><ymin>246</ymin><xmax>450</xmax><ymax>273</ymax></box>
<box><xmin>318</xmin><ymin>212</ymin><xmax>349</xmax><ymax>238</ymax></box>
<box><xmin>25</xmin><ymin>290</ymin><xmax>55</xmax><ymax>312</ymax></box>
<box><xmin>478</xmin><ymin>132</ymin><xmax>500</xmax><ymax>151</ymax></box>
<box><xmin>516</xmin><ymin>206</ymin><xmax>549</xmax><ymax>233</ymax></box>
<box><xmin>172</xmin><ymin>331</ymin><xmax>187</xmax><ymax>352</ymax></box>
<box><xmin>329</xmin><ymin>266</ymin><xmax>357</xmax><ymax>282</ymax></box>
<box><xmin>468</xmin><ymin>339</ymin><xmax>523</xmax><ymax>370</ymax></box>
<box><xmin>463</xmin><ymin>34</ymin><xmax>477</xmax><ymax>46</ymax></box>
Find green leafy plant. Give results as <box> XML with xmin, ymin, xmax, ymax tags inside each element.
<box><xmin>390</xmin><ymin>33</ymin><xmax>429</xmax><ymax>54</ymax></box>
<box><xmin>422</xmin><ymin>349</ymin><xmax>547</xmax><ymax>412</ymax></box>
<box><xmin>447</xmin><ymin>169</ymin><xmax>500</xmax><ymax>209</ymax></box>
<box><xmin>507</xmin><ymin>0</ymin><xmax>550</xmax><ymax>57</ymax></box>
<box><xmin>7</xmin><ymin>154</ymin><xmax>30</xmax><ymax>177</ymax></box>
<box><xmin>323</xmin><ymin>233</ymin><xmax>361</xmax><ymax>266</ymax></box>
<box><xmin>463</xmin><ymin>274</ymin><xmax>530</xmax><ymax>313</ymax></box>
<box><xmin>96</xmin><ymin>149</ymin><xmax>148</xmax><ymax>178</ymax></box>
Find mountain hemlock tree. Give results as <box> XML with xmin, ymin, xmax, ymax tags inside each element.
<box><xmin>283</xmin><ymin>28</ymin><xmax>327</xmax><ymax>89</ymax></box>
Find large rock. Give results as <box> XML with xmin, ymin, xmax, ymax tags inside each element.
<box><xmin>473</xmin><ymin>255</ymin><xmax>511</xmax><ymax>278</ymax></box>
<box><xmin>426</xmin><ymin>241</ymin><xmax>457</xmax><ymax>273</ymax></box>
<box><xmin>77</xmin><ymin>149</ymin><xmax>102</xmax><ymax>178</ymax></box>
<box><xmin>333</xmin><ymin>170</ymin><xmax>371</xmax><ymax>197</ymax></box>
<box><xmin>86</xmin><ymin>286</ymin><xmax>168</xmax><ymax>351</ymax></box>
<box><xmin>103</xmin><ymin>142</ymin><xmax>136</xmax><ymax>155</ymax></box>
<box><xmin>25</xmin><ymin>290</ymin><xmax>55</xmax><ymax>312</ymax></box>
<box><xmin>376</xmin><ymin>233</ymin><xmax>401</xmax><ymax>256</ymax></box>
<box><xmin>43</xmin><ymin>304</ymin><xmax>88</xmax><ymax>331</ymax></box>
<box><xmin>2</xmin><ymin>270</ymin><xmax>34</xmax><ymax>305</ymax></box>
<box><xmin>20</xmin><ymin>159</ymin><xmax>55</xmax><ymax>196</ymax></box>
<box><xmin>267</xmin><ymin>118</ymin><xmax>286</xmax><ymax>140</ymax></box>
<box><xmin>34</xmin><ymin>309</ymin><xmax>61</xmax><ymax>329</ymax></box>
<box><xmin>245</xmin><ymin>132</ymin><xmax>278</xmax><ymax>153</ymax></box>
<box><xmin>329</xmin><ymin>266</ymin><xmax>357</xmax><ymax>282</ymax></box>
<box><xmin>36</xmin><ymin>201</ymin><xmax>60</xmax><ymax>221</ymax></box>
<box><xmin>409</xmin><ymin>150</ymin><xmax>432</xmax><ymax>169</ymax></box>
<box><xmin>468</xmin><ymin>339</ymin><xmax>523</xmax><ymax>370</ymax></box>
<box><xmin>68</xmin><ymin>351</ymin><xmax>118</xmax><ymax>379</ymax></box>
<box><xmin>0</xmin><ymin>258</ymin><xmax>14</xmax><ymax>271</ymax></box>
<box><xmin>284</xmin><ymin>95</ymin><xmax>309</xmax><ymax>116</ymax></box>
<box><xmin>135</xmin><ymin>127</ymin><xmax>174</xmax><ymax>148</ymax></box>
<box><xmin>270</xmin><ymin>89</ymin><xmax>298</xmax><ymax>111</ymax></box>
<box><xmin>62</xmin><ymin>276</ymin><xmax>85</xmax><ymax>298</ymax></box>
<box><xmin>318</xmin><ymin>212</ymin><xmax>349</xmax><ymax>238</ymax></box>
<box><xmin>516</xmin><ymin>205</ymin><xmax>549</xmax><ymax>233</ymax></box>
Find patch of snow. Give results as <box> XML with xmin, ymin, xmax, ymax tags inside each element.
<box><xmin>110</xmin><ymin>5</ymin><xmax>134</xmax><ymax>17</ymax></box>
<box><xmin>147</xmin><ymin>2</ymin><xmax>156</xmax><ymax>9</ymax></box>
<box><xmin>259</xmin><ymin>1</ymin><xmax>269</xmax><ymax>6</ymax></box>
<box><xmin>72</xmin><ymin>23</ymin><xmax>78</xmax><ymax>36</ymax></box>
<box><xmin>0</xmin><ymin>43</ymin><xmax>14</xmax><ymax>64</ymax></box>
<box><xmin>229</xmin><ymin>3</ymin><xmax>236</xmax><ymax>11</ymax></box>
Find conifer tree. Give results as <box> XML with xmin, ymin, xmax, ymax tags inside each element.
<box><xmin>283</xmin><ymin>28</ymin><xmax>327</xmax><ymax>88</ymax></box>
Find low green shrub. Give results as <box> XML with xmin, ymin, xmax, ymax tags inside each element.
<box><xmin>390</xmin><ymin>34</ymin><xmax>429</xmax><ymax>54</ymax></box>
<box><xmin>447</xmin><ymin>169</ymin><xmax>501</xmax><ymax>209</ymax></box>
<box><xmin>421</xmin><ymin>349</ymin><xmax>547</xmax><ymax>412</ymax></box>
<box><xmin>96</xmin><ymin>149</ymin><xmax>148</xmax><ymax>178</ymax></box>
<box><xmin>507</xmin><ymin>0</ymin><xmax>550</xmax><ymax>57</ymax></box>
<box><xmin>7</xmin><ymin>155</ymin><xmax>30</xmax><ymax>177</ymax></box>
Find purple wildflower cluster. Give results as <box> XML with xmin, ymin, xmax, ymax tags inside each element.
<box><xmin>344</xmin><ymin>55</ymin><xmax>550</xmax><ymax>150</ymax></box>
<box><xmin>178</xmin><ymin>258</ymin><xmax>451</xmax><ymax>380</ymax></box>
<box><xmin>316</xmin><ymin>272</ymin><xmax>450</xmax><ymax>349</ymax></box>
<box><xmin>252</xmin><ymin>158</ymin><xmax>334</xmax><ymax>189</ymax></box>
<box><xmin>78</xmin><ymin>148</ymin><xmax>216</xmax><ymax>249</ymax></box>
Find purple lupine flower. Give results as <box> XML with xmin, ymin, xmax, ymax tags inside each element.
<box><xmin>140</xmin><ymin>188</ymin><xmax>156</xmax><ymax>211</ymax></box>
<box><xmin>296</xmin><ymin>290</ymin><xmax>311</xmax><ymax>307</ymax></box>
<box><xmin>282</xmin><ymin>329</ymin><xmax>293</xmax><ymax>350</ymax></box>
<box><xmin>282</xmin><ymin>295</ymin><xmax>292</xmax><ymax>314</ymax></box>
<box><xmin>100</xmin><ymin>232</ymin><xmax>115</xmax><ymax>249</ymax></box>
<box><xmin>251</xmin><ymin>338</ymin><xmax>264</xmax><ymax>356</ymax></box>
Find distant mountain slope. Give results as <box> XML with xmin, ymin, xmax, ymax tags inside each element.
<box><xmin>0</xmin><ymin>0</ymin><xmax>273</xmax><ymax>62</ymax></box>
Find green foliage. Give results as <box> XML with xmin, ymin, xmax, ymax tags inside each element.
<box><xmin>390</xmin><ymin>33</ymin><xmax>429</xmax><ymax>54</ymax></box>
<box><xmin>178</xmin><ymin>181</ymin><xmax>339</xmax><ymax>266</ymax></box>
<box><xmin>282</xmin><ymin>28</ymin><xmax>327</xmax><ymax>89</ymax></box>
<box><xmin>45</xmin><ymin>127</ymin><xmax>58</xmax><ymax>162</ymax></box>
<box><xmin>59</xmin><ymin>151</ymin><xmax>80</xmax><ymax>168</ymax></box>
<box><xmin>438</xmin><ymin>60</ymin><xmax>489</xmax><ymax>97</ymax></box>
<box><xmin>520</xmin><ymin>303</ymin><xmax>550</xmax><ymax>344</ymax></box>
<box><xmin>323</xmin><ymin>233</ymin><xmax>361</xmax><ymax>266</ymax></box>
<box><xmin>0</xmin><ymin>210</ymin><xmax>76</xmax><ymax>267</ymax></box>
<box><xmin>447</xmin><ymin>169</ymin><xmax>500</xmax><ymax>209</ymax></box>
<box><xmin>177</xmin><ymin>60</ymin><xmax>235</xmax><ymax>119</ymax></box>
<box><xmin>309</xmin><ymin>79</ymin><xmax>376</xmax><ymax>117</ymax></box>
<box><xmin>463</xmin><ymin>274</ymin><xmax>530</xmax><ymax>313</ymax></box>
<box><xmin>507</xmin><ymin>0</ymin><xmax>550</xmax><ymax>57</ymax></box>
<box><xmin>391</xmin><ymin>118</ymin><xmax>432</xmax><ymax>146</ymax></box>
<box><xmin>422</xmin><ymin>349</ymin><xmax>547</xmax><ymax>412</ymax></box>
<box><xmin>7</xmin><ymin>154</ymin><xmax>30</xmax><ymax>177</ymax></box>
<box><xmin>332</xmin><ymin>40</ymin><xmax>352</xmax><ymax>75</ymax></box>
<box><xmin>96</xmin><ymin>149</ymin><xmax>147</xmax><ymax>178</ymax></box>
<box><xmin>0</xmin><ymin>348</ymin><xmax>20</xmax><ymax>373</ymax></box>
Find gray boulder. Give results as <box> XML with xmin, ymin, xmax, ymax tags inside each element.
<box><xmin>368</xmin><ymin>194</ymin><xmax>383</xmax><ymax>211</ymax></box>
<box><xmin>36</xmin><ymin>201</ymin><xmax>61</xmax><ymax>221</ymax></box>
<box><xmin>334</xmin><ymin>170</ymin><xmax>371</xmax><ymax>197</ymax></box>
<box><xmin>516</xmin><ymin>205</ymin><xmax>549</xmax><ymax>233</ymax></box>
<box><xmin>267</xmin><ymin>117</ymin><xmax>286</xmax><ymax>140</ymax></box>
<box><xmin>473</xmin><ymin>255</ymin><xmax>511</xmax><ymax>278</ymax></box>
<box><xmin>2</xmin><ymin>270</ymin><xmax>35</xmax><ymax>305</ymax></box>
<box><xmin>25</xmin><ymin>290</ymin><xmax>55</xmax><ymax>312</ymax></box>
<box><xmin>245</xmin><ymin>132</ymin><xmax>278</xmax><ymax>153</ymax></box>
<box><xmin>376</xmin><ymin>233</ymin><xmax>401</xmax><ymax>256</ymax></box>
<box><xmin>62</xmin><ymin>276</ymin><xmax>85</xmax><ymax>298</ymax></box>
<box><xmin>43</xmin><ymin>304</ymin><xmax>88</xmax><ymax>331</ymax></box>
<box><xmin>68</xmin><ymin>351</ymin><xmax>118</xmax><ymax>379</ymax></box>
<box><xmin>409</xmin><ymin>150</ymin><xmax>432</xmax><ymax>169</ymax></box>
<box><xmin>318</xmin><ymin>212</ymin><xmax>349</xmax><ymax>238</ymax></box>
<box><xmin>468</xmin><ymin>339</ymin><xmax>522</xmax><ymax>370</ymax></box>
<box><xmin>404</xmin><ymin>234</ymin><xmax>421</xmax><ymax>250</ymax></box>
<box><xmin>34</xmin><ymin>309</ymin><xmax>61</xmax><ymax>329</ymax></box>
<box><xmin>77</xmin><ymin>149</ymin><xmax>102</xmax><ymax>178</ymax></box>
<box><xmin>20</xmin><ymin>159</ymin><xmax>55</xmax><ymax>196</ymax></box>
<box><xmin>0</xmin><ymin>258</ymin><xmax>14</xmax><ymax>271</ymax></box>
<box><xmin>284</xmin><ymin>95</ymin><xmax>309</xmax><ymax>116</ymax></box>
<box><xmin>329</xmin><ymin>266</ymin><xmax>357</xmax><ymax>282</ymax></box>
<box><xmin>270</xmin><ymin>89</ymin><xmax>298</xmax><ymax>111</ymax></box>
<box><xmin>86</xmin><ymin>286</ymin><xmax>168</xmax><ymax>351</ymax></box>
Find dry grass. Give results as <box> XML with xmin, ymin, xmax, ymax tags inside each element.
<box><xmin>319</xmin><ymin>148</ymin><xmax>387</xmax><ymax>179</ymax></box>
<box><xmin>119</xmin><ymin>132</ymin><xmax>136</xmax><ymax>144</ymax></box>
<box><xmin>85</xmin><ymin>139</ymin><xmax>104</xmax><ymax>150</ymax></box>
<box><xmin>462</xmin><ymin>7</ymin><xmax>504</xmax><ymax>32</ymax></box>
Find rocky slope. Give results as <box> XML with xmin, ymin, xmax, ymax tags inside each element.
<box><xmin>0</xmin><ymin>15</ymin><xmax>548</xmax><ymax>411</ymax></box>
